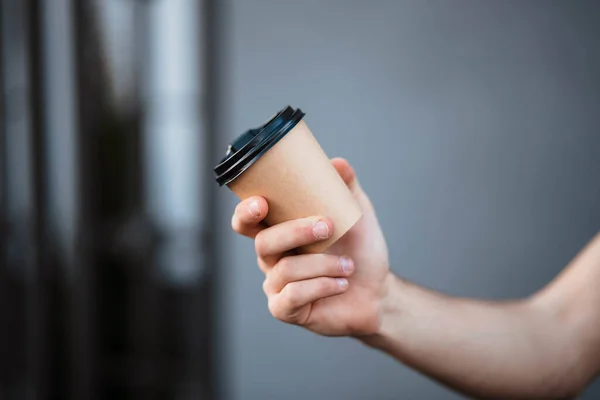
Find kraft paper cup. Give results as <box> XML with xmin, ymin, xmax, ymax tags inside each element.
<box><xmin>214</xmin><ymin>106</ymin><xmax>362</xmax><ymax>253</ymax></box>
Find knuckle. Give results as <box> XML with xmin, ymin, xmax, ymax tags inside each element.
<box><xmin>320</xmin><ymin>277</ymin><xmax>340</xmax><ymax>295</ymax></box>
<box><xmin>262</xmin><ymin>278</ymin><xmax>270</xmax><ymax>294</ymax></box>
<box><xmin>268</xmin><ymin>267</ymin><xmax>282</xmax><ymax>289</ymax></box>
<box><xmin>275</xmin><ymin>257</ymin><xmax>294</xmax><ymax>281</ymax></box>
<box><xmin>284</xmin><ymin>221</ymin><xmax>311</xmax><ymax>244</ymax></box>
<box><xmin>317</xmin><ymin>278</ymin><xmax>332</xmax><ymax>293</ymax></box>
<box><xmin>281</xmin><ymin>284</ymin><xmax>302</xmax><ymax>308</ymax></box>
<box><xmin>254</xmin><ymin>231</ymin><xmax>268</xmax><ymax>256</ymax></box>
<box><xmin>297</xmin><ymin>222</ymin><xmax>314</xmax><ymax>241</ymax></box>
<box><xmin>268</xmin><ymin>298</ymin><xmax>285</xmax><ymax>321</ymax></box>
<box><xmin>256</xmin><ymin>256</ymin><xmax>267</xmax><ymax>273</ymax></box>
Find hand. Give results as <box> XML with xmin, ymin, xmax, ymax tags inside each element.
<box><xmin>231</xmin><ymin>158</ymin><xmax>391</xmax><ymax>337</ymax></box>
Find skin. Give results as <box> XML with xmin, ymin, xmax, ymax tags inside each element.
<box><xmin>231</xmin><ymin>158</ymin><xmax>600</xmax><ymax>399</ymax></box>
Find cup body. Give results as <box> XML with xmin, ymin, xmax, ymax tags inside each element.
<box><xmin>215</xmin><ymin>107</ymin><xmax>362</xmax><ymax>253</ymax></box>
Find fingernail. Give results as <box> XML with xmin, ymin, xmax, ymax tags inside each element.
<box><xmin>340</xmin><ymin>256</ymin><xmax>354</xmax><ymax>273</ymax></box>
<box><xmin>336</xmin><ymin>278</ymin><xmax>348</xmax><ymax>288</ymax></box>
<box><xmin>312</xmin><ymin>221</ymin><xmax>330</xmax><ymax>239</ymax></box>
<box><xmin>247</xmin><ymin>200</ymin><xmax>260</xmax><ymax>218</ymax></box>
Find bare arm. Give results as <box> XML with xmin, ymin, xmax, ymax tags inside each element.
<box><xmin>363</xmin><ymin>233</ymin><xmax>600</xmax><ymax>399</ymax></box>
<box><xmin>231</xmin><ymin>158</ymin><xmax>600</xmax><ymax>399</ymax></box>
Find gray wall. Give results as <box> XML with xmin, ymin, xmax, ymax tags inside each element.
<box><xmin>216</xmin><ymin>1</ymin><xmax>600</xmax><ymax>399</ymax></box>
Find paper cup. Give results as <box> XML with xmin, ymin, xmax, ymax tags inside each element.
<box><xmin>214</xmin><ymin>106</ymin><xmax>362</xmax><ymax>253</ymax></box>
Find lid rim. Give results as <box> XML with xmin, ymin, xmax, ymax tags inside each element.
<box><xmin>214</xmin><ymin>106</ymin><xmax>305</xmax><ymax>186</ymax></box>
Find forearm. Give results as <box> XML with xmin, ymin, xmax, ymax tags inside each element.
<box><xmin>362</xmin><ymin>274</ymin><xmax>590</xmax><ymax>399</ymax></box>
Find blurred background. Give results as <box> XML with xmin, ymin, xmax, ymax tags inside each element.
<box><xmin>1</xmin><ymin>0</ymin><xmax>599</xmax><ymax>399</ymax></box>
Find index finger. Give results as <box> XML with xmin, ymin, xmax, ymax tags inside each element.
<box><xmin>231</xmin><ymin>196</ymin><xmax>269</xmax><ymax>238</ymax></box>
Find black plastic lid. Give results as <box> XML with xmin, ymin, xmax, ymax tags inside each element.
<box><xmin>214</xmin><ymin>106</ymin><xmax>305</xmax><ymax>186</ymax></box>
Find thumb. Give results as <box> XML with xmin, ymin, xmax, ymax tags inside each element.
<box><xmin>331</xmin><ymin>157</ymin><xmax>360</xmax><ymax>191</ymax></box>
<box><xmin>330</xmin><ymin>158</ymin><xmax>373</xmax><ymax>212</ymax></box>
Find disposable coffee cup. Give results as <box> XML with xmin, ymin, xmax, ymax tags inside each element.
<box><xmin>214</xmin><ymin>106</ymin><xmax>362</xmax><ymax>253</ymax></box>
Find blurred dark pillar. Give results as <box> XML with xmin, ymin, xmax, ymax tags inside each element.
<box><xmin>0</xmin><ymin>0</ymin><xmax>4</xmax><ymax>227</ymax></box>
<box><xmin>71</xmin><ymin>1</ymin><xmax>134</xmax><ymax>397</ymax></box>
<box><xmin>45</xmin><ymin>0</ymin><xmax>94</xmax><ymax>398</ymax></box>
<box><xmin>26</xmin><ymin>0</ymin><xmax>47</xmax><ymax>394</ymax></box>
<box><xmin>139</xmin><ymin>0</ymin><xmax>215</xmax><ymax>396</ymax></box>
<box><xmin>202</xmin><ymin>0</ymin><xmax>225</xmax><ymax>397</ymax></box>
<box><xmin>0</xmin><ymin>1</ymin><xmax>37</xmax><ymax>397</ymax></box>
<box><xmin>3</xmin><ymin>0</ymin><xmax>220</xmax><ymax>398</ymax></box>
<box><xmin>0</xmin><ymin>0</ymin><xmax>5</xmax><ymax>304</ymax></box>
<box><xmin>0</xmin><ymin>1</ymin><xmax>7</xmax><ymax>394</ymax></box>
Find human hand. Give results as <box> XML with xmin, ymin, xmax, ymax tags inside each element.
<box><xmin>231</xmin><ymin>158</ymin><xmax>390</xmax><ymax>337</ymax></box>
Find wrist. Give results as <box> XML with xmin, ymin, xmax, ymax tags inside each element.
<box><xmin>358</xmin><ymin>272</ymin><xmax>403</xmax><ymax>346</ymax></box>
<box><xmin>377</xmin><ymin>272</ymin><xmax>404</xmax><ymax>337</ymax></box>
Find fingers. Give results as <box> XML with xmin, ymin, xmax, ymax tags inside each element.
<box><xmin>263</xmin><ymin>253</ymin><xmax>355</xmax><ymax>325</ymax></box>
<box><xmin>254</xmin><ymin>217</ymin><xmax>333</xmax><ymax>263</ymax></box>
<box><xmin>268</xmin><ymin>277</ymin><xmax>350</xmax><ymax>324</ymax></box>
<box><xmin>231</xmin><ymin>196</ymin><xmax>269</xmax><ymax>238</ymax></box>
<box><xmin>331</xmin><ymin>157</ymin><xmax>372</xmax><ymax>212</ymax></box>
<box><xmin>231</xmin><ymin>159</ymin><xmax>357</xmax><ymax>240</ymax></box>
<box><xmin>263</xmin><ymin>254</ymin><xmax>355</xmax><ymax>294</ymax></box>
<box><xmin>331</xmin><ymin>157</ymin><xmax>358</xmax><ymax>192</ymax></box>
